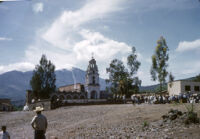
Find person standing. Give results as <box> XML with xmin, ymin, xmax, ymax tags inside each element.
<box><xmin>31</xmin><ymin>106</ymin><xmax>48</xmax><ymax>139</ymax></box>
<box><xmin>0</xmin><ymin>126</ymin><xmax>10</xmax><ymax>139</ymax></box>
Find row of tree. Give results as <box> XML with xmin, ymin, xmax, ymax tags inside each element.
<box><xmin>106</xmin><ymin>36</ymin><xmax>174</xmax><ymax>97</ymax></box>
<box><xmin>30</xmin><ymin>36</ymin><xmax>175</xmax><ymax>99</ymax></box>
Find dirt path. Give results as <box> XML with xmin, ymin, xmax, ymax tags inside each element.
<box><xmin>1</xmin><ymin>104</ymin><xmax>200</xmax><ymax>139</ymax></box>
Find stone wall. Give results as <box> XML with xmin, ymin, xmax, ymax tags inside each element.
<box><xmin>64</xmin><ymin>99</ymin><xmax>107</xmax><ymax>104</ymax></box>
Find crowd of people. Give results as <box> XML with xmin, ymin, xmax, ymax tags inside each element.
<box><xmin>131</xmin><ymin>93</ymin><xmax>200</xmax><ymax>104</ymax></box>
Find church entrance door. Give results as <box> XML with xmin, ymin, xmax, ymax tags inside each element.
<box><xmin>91</xmin><ymin>91</ymin><xmax>97</xmax><ymax>99</ymax></box>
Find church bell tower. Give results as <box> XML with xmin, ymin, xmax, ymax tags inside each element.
<box><xmin>85</xmin><ymin>56</ymin><xmax>100</xmax><ymax>99</ymax></box>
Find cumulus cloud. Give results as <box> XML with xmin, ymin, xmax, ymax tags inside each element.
<box><xmin>29</xmin><ymin>0</ymin><xmax>131</xmax><ymax>75</ymax></box>
<box><xmin>25</xmin><ymin>29</ymin><xmax>132</xmax><ymax>74</ymax></box>
<box><xmin>42</xmin><ymin>0</ymin><xmax>126</xmax><ymax>49</ymax></box>
<box><xmin>0</xmin><ymin>0</ymin><xmax>137</xmax><ymax>82</ymax></box>
<box><xmin>32</xmin><ymin>2</ymin><xmax>43</xmax><ymax>13</ymax></box>
<box><xmin>0</xmin><ymin>62</ymin><xmax>35</xmax><ymax>75</ymax></box>
<box><xmin>0</xmin><ymin>37</ymin><xmax>12</xmax><ymax>41</ymax></box>
<box><xmin>74</xmin><ymin>29</ymin><xmax>132</xmax><ymax>61</ymax></box>
<box><xmin>176</xmin><ymin>39</ymin><xmax>200</xmax><ymax>52</ymax></box>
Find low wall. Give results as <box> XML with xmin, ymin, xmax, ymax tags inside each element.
<box><xmin>65</xmin><ymin>99</ymin><xmax>107</xmax><ymax>104</ymax></box>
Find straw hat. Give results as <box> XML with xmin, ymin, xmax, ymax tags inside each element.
<box><xmin>34</xmin><ymin>106</ymin><xmax>44</xmax><ymax>112</ymax></box>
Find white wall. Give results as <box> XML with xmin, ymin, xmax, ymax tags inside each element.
<box><xmin>168</xmin><ymin>80</ymin><xmax>200</xmax><ymax>96</ymax></box>
<box><xmin>168</xmin><ymin>81</ymin><xmax>181</xmax><ymax>96</ymax></box>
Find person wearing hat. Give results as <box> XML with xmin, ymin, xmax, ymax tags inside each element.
<box><xmin>31</xmin><ymin>106</ymin><xmax>48</xmax><ymax>139</ymax></box>
<box><xmin>0</xmin><ymin>125</ymin><xmax>10</xmax><ymax>139</ymax></box>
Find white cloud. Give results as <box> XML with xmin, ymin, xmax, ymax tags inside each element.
<box><xmin>0</xmin><ymin>0</ymin><xmax>140</xmax><ymax>85</ymax></box>
<box><xmin>74</xmin><ymin>29</ymin><xmax>131</xmax><ymax>61</ymax></box>
<box><xmin>32</xmin><ymin>2</ymin><xmax>43</xmax><ymax>13</ymax></box>
<box><xmin>176</xmin><ymin>39</ymin><xmax>200</xmax><ymax>52</ymax></box>
<box><xmin>0</xmin><ymin>37</ymin><xmax>12</xmax><ymax>41</ymax></box>
<box><xmin>42</xmin><ymin>0</ymin><xmax>126</xmax><ymax>50</ymax></box>
<box><xmin>0</xmin><ymin>62</ymin><xmax>35</xmax><ymax>75</ymax></box>
<box><xmin>25</xmin><ymin>29</ymin><xmax>132</xmax><ymax>75</ymax></box>
<box><xmin>1</xmin><ymin>0</ymin><xmax>130</xmax><ymax>76</ymax></box>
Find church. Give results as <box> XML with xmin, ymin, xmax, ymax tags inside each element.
<box><xmin>85</xmin><ymin>57</ymin><xmax>100</xmax><ymax>99</ymax></box>
<box><xmin>51</xmin><ymin>56</ymin><xmax>101</xmax><ymax>101</ymax></box>
<box><xmin>25</xmin><ymin>56</ymin><xmax>105</xmax><ymax>110</ymax></box>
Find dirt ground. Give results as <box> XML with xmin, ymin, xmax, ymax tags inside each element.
<box><xmin>0</xmin><ymin>104</ymin><xmax>200</xmax><ymax>139</ymax></box>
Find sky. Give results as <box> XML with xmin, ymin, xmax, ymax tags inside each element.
<box><xmin>0</xmin><ymin>0</ymin><xmax>200</xmax><ymax>86</ymax></box>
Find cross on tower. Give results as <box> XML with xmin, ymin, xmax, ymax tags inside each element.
<box><xmin>91</xmin><ymin>52</ymin><xmax>94</xmax><ymax>59</ymax></box>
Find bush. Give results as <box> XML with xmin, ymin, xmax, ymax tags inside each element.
<box><xmin>184</xmin><ymin>103</ymin><xmax>200</xmax><ymax>124</ymax></box>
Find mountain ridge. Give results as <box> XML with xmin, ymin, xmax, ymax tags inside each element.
<box><xmin>0</xmin><ymin>68</ymin><xmax>107</xmax><ymax>102</ymax></box>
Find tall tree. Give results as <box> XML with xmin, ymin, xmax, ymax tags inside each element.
<box><xmin>106</xmin><ymin>59</ymin><xmax>128</xmax><ymax>97</ymax></box>
<box><xmin>106</xmin><ymin>47</ymin><xmax>141</xmax><ymax>98</ymax></box>
<box><xmin>150</xmin><ymin>36</ymin><xmax>169</xmax><ymax>91</ymax></box>
<box><xmin>168</xmin><ymin>72</ymin><xmax>175</xmax><ymax>88</ymax></box>
<box><xmin>30</xmin><ymin>54</ymin><xmax>56</xmax><ymax>99</ymax></box>
<box><xmin>126</xmin><ymin>47</ymin><xmax>141</xmax><ymax>96</ymax></box>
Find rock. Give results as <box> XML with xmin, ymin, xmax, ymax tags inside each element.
<box><xmin>177</xmin><ymin>111</ymin><xmax>183</xmax><ymax>116</ymax></box>
<box><xmin>164</xmin><ymin>129</ymin><xmax>169</xmax><ymax>132</ymax></box>
<box><xmin>169</xmin><ymin>114</ymin><xmax>177</xmax><ymax>121</ymax></box>
<box><xmin>162</xmin><ymin>115</ymin><xmax>169</xmax><ymax>119</ymax></box>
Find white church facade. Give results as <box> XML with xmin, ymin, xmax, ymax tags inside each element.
<box><xmin>48</xmin><ymin>56</ymin><xmax>101</xmax><ymax>101</ymax></box>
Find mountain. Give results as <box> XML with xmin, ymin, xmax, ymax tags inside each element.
<box><xmin>0</xmin><ymin>68</ymin><xmax>107</xmax><ymax>102</ymax></box>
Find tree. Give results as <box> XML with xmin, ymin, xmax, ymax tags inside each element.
<box><xmin>30</xmin><ymin>54</ymin><xmax>56</xmax><ymax>99</ymax></box>
<box><xmin>168</xmin><ymin>72</ymin><xmax>175</xmax><ymax>88</ymax></box>
<box><xmin>127</xmin><ymin>47</ymin><xmax>141</xmax><ymax>95</ymax></box>
<box><xmin>106</xmin><ymin>47</ymin><xmax>141</xmax><ymax>98</ymax></box>
<box><xmin>150</xmin><ymin>36</ymin><xmax>169</xmax><ymax>91</ymax></box>
<box><xmin>127</xmin><ymin>47</ymin><xmax>141</xmax><ymax>76</ymax></box>
<box><xmin>106</xmin><ymin>59</ymin><xmax>128</xmax><ymax>97</ymax></box>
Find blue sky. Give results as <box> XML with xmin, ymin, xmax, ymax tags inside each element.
<box><xmin>0</xmin><ymin>0</ymin><xmax>200</xmax><ymax>86</ymax></box>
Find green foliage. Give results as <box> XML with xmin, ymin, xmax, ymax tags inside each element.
<box><xmin>106</xmin><ymin>47</ymin><xmax>141</xmax><ymax>98</ymax></box>
<box><xmin>184</xmin><ymin>103</ymin><xmax>199</xmax><ymax>124</ymax></box>
<box><xmin>193</xmin><ymin>74</ymin><xmax>200</xmax><ymax>82</ymax></box>
<box><xmin>127</xmin><ymin>47</ymin><xmax>141</xmax><ymax>76</ymax></box>
<box><xmin>154</xmin><ymin>84</ymin><xmax>167</xmax><ymax>93</ymax></box>
<box><xmin>168</xmin><ymin>72</ymin><xmax>175</xmax><ymax>88</ymax></box>
<box><xmin>150</xmin><ymin>36</ymin><xmax>169</xmax><ymax>91</ymax></box>
<box><xmin>142</xmin><ymin>120</ymin><xmax>149</xmax><ymax>131</ymax></box>
<box><xmin>143</xmin><ymin>121</ymin><xmax>149</xmax><ymax>128</ymax></box>
<box><xmin>30</xmin><ymin>54</ymin><xmax>56</xmax><ymax>99</ymax></box>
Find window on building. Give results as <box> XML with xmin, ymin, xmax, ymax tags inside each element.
<box><xmin>194</xmin><ymin>86</ymin><xmax>200</xmax><ymax>91</ymax></box>
<box><xmin>92</xmin><ymin>76</ymin><xmax>95</xmax><ymax>84</ymax></box>
<box><xmin>185</xmin><ymin>85</ymin><xmax>191</xmax><ymax>91</ymax></box>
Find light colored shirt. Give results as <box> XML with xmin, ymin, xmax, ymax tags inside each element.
<box><xmin>31</xmin><ymin>114</ymin><xmax>47</xmax><ymax>131</ymax></box>
<box><xmin>0</xmin><ymin>131</ymin><xmax>10</xmax><ymax>139</ymax></box>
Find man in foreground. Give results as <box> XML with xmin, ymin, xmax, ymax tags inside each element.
<box><xmin>31</xmin><ymin>106</ymin><xmax>48</xmax><ymax>139</ymax></box>
<box><xmin>0</xmin><ymin>126</ymin><xmax>10</xmax><ymax>139</ymax></box>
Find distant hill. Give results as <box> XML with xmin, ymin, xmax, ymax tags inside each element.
<box><xmin>0</xmin><ymin>68</ymin><xmax>107</xmax><ymax>103</ymax></box>
<box><xmin>139</xmin><ymin>84</ymin><xmax>161</xmax><ymax>92</ymax></box>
